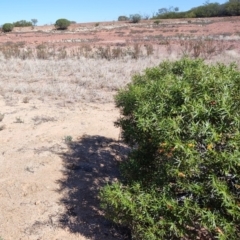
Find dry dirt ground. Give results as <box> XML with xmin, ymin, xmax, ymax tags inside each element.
<box><xmin>1</xmin><ymin>17</ymin><xmax>240</xmax><ymax>240</ymax></box>
<box><xmin>0</xmin><ymin>99</ymin><xmax>130</xmax><ymax>240</ymax></box>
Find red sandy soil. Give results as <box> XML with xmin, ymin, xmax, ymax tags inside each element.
<box><xmin>0</xmin><ymin>17</ymin><xmax>240</xmax><ymax>48</ymax></box>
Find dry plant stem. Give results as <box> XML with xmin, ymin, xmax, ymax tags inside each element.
<box><xmin>0</xmin><ymin>113</ymin><xmax>4</xmax><ymax>122</ymax></box>
<box><xmin>0</xmin><ymin>42</ymin><xmax>238</xmax><ymax>105</ymax></box>
<box><xmin>0</xmin><ymin>124</ymin><xmax>5</xmax><ymax>131</ymax></box>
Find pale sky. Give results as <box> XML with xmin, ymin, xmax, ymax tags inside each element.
<box><xmin>0</xmin><ymin>0</ymin><xmax>228</xmax><ymax>26</ymax></box>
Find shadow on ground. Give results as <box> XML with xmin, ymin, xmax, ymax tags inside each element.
<box><xmin>57</xmin><ymin>135</ymin><xmax>131</xmax><ymax>240</ymax></box>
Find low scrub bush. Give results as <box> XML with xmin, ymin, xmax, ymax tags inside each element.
<box><xmin>118</xmin><ymin>15</ymin><xmax>129</xmax><ymax>21</ymax></box>
<box><xmin>100</xmin><ymin>58</ymin><xmax>240</xmax><ymax>239</ymax></box>
<box><xmin>179</xmin><ymin>37</ymin><xmax>225</xmax><ymax>59</ymax></box>
<box><xmin>2</xmin><ymin>23</ymin><xmax>14</xmax><ymax>32</ymax></box>
<box><xmin>55</xmin><ymin>18</ymin><xmax>71</xmax><ymax>30</ymax></box>
<box><xmin>13</xmin><ymin>20</ymin><xmax>32</xmax><ymax>27</ymax></box>
<box><xmin>129</xmin><ymin>14</ymin><xmax>141</xmax><ymax>23</ymax></box>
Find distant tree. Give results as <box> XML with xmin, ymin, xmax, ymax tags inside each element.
<box><xmin>13</xmin><ymin>20</ymin><xmax>33</xmax><ymax>27</ymax></box>
<box><xmin>153</xmin><ymin>6</ymin><xmax>182</xmax><ymax>19</ymax></box>
<box><xmin>185</xmin><ymin>11</ymin><xmax>196</xmax><ymax>18</ymax></box>
<box><xmin>158</xmin><ymin>8</ymin><xmax>168</xmax><ymax>15</ymax></box>
<box><xmin>191</xmin><ymin>3</ymin><xmax>221</xmax><ymax>17</ymax></box>
<box><xmin>225</xmin><ymin>0</ymin><xmax>240</xmax><ymax>15</ymax></box>
<box><xmin>118</xmin><ymin>15</ymin><xmax>129</xmax><ymax>21</ymax></box>
<box><xmin>142</xmin><ymin>14</ymin><xmax>150</xmax><ymax>20</ymax></box>
<box><xmin>2</xmin><ymin>23</ymin><xmax>14</xmax><ymax>32</ymax></box>
<box><xmin>152</xmin><ymin>1</ymin><xmax>240</xmax><ymax>19</ymax></box>
<box><xmin>129</xmin><ymin>14</ymin><xmax>141</xmax><ymax>23</ymax></box>
<box><xmin>31</xmin><ymin>19</ymin><xmax>38</xmax><ymax>26</ymax></box>
<box><xmin>55</xmin><ymin>18</ymin><xmax>71</xmax><ymax>30</ymax></box>
<box><xmin>175</xmin><ymin>7</ymin><xmax>179</xmax><ymax>11</ymax></box>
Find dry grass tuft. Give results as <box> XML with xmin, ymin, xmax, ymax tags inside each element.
<box><xmin>0</xmin><ymin>40</ymin><xmax>239</xmax><ymax>105</ymax></box>
<box><xmin>0</xmin><ymin>124</ymin><xmax>5</xmax><ymax>131</ymax></box>
<box><xmin>32</xmin><ymin>115</ymin><xmax>57</xmax><ymax>125</ymax></box>
<box><xmin>0</xmin><ymin>113</ymin><xmax>4</xmax><ymax>122</ymax></box>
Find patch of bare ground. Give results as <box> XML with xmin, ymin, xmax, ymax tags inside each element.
<box><xmin>1</xmin><ymin>16</ymin><xmax>240</xmax><ymax>240</ymax></box>
<box><xmin>0</xmin><ymin>97</ymin><xmax>130</xmax><ymax>240</ymax></box>
<box><xmin>0</xmin><ymin>55</ymin><xmax>168</xmax><ymax>240</ymax></box>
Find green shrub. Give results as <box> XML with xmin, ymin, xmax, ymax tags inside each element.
<box><xmin>2</xmin><ymin>23</ymin><xmax>14</xmax><ymax>32</ymax></box>
<box><xmin>55</xmin><ymin>18</ymin><xmax>71</xmax><ymax>30</ymax></box>
<box><xmin>153</xmin><ymin>20</ymin><xmax>160</xmax><ymax>25</ymax></box>
<box><xmin>100</xmin><ymin>58</ymin><xmax>240</xmax><ymax>239</ymax></box>
<box><xmin>129</xmin><ymin>14</ymin><xmax>141</xmax><ymax>23</ymax></box>
<box><xmin>13</xmin><ymin>20</ymin><xmax>32</xmax><ymax>27</ymax></box>
<box><xmin>118</xmin><ymin>15</ymin><xmax>129</xmax><ymax>21</ymax></box>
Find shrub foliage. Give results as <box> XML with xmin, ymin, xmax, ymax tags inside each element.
<box><xmin>2</xmin><ymin>23</ymin><xmax>14</xmax><ymax>32</ymax></box>
<box><xmin>100</xmin><ymin>58</ymin><xmax>240</xmax><ymax>239</ymax></box>
<box><xmin>118</xmin><ymin>15</ymin><xmax>129</xmax><ymax>21</ymax></box>
<box><xmin>55</xmin><ymin>18</ymin><xmax>71</xmax><ymax>30</ymax></box>
<box><xmin>13</xmin><ymin>20</ymin><xmax>32</xmax><ymax>27</ymax></box>
<box><xmin>129</xmin><ymin>14</ymin><xmax>141</xmax><ymax>23</ymax></box>
<box><xmin>152</xmin><ymin>1</ymin><xmax>240</xmax><ymax>19</ymax></box>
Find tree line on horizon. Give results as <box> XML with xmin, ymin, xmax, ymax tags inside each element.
<box><xmin>0</xmin><ymin>18</ymin><xmax>75</xmax><ymax>32</ymax></box>
<box><xmin>119</xmin><ymin>0</ymin><xmax>240</xmax><ymax>22</ymax></box>
<box><xmin>153</xmin><ymin>0</ymin><xmax>240</xmax><ymax>19</ymax></box>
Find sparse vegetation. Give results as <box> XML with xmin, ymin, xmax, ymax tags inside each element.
<box><xmin>32</xmin><ymin>115</ymin><xmax>56</xmax><ymax>125</ymax></box>
<box><xmin>0</xmin><ymin>42</ymin><xmax>162</xmax><ymax>60</ymax></box>
<box><xmin>0</xmin><ymin>113</ymin><xmax>4</xmax><ymax>122</ymax></box>
<box><xmin>22</xmin><ymin>97</ymin><xmax>29</xmax><ymax>103</ymax></box>
<box><xmin>153</xmin><ymin>20</ymin><xmax>160</xmax><ymax>25</ymax></box>
<box><xmin>129</xmin><ymin>14</ymin><xmax>141</xmax><ymax>23</ymax></box>
<box><xmin>145</xmin><ymin>44</ymin><xmax>154</xmax><ymax>56</ymax></box>
<box><xmin>2</xmin><ymin>23</ymin><xmax>14</xmax><ymax>32</ymax></box>
<box><xmin>118</xmin><ymin>16</ymin><xmax>129</xmax><ymax>21</ymax></box>
<box><xmin>152</xmin><ymin>1</ymin><xmax>240</xmax><ymax>19</ymax></box>
<box><xmin>31</xmin><ymin>19</ymin><xmax>38</xmax><ymax>26</ymax></box>
<box><xmin>13</xmin><ymin>20</ymin><xmax>32</xmax><ymax>27</ymax></box>
<box><xmin>64</xmin><ymin>135</ymin><xmax>73</xmax><ymax>144</ymax></box>
<box><xmin>179</xmin><ymin>37</ymin><xmax>225</xmax><ymax>59</ymax></box>
<box><xmin>55</xmin><ymin>18</ymin><xmax>71</xmax><ymax>30</ymax></box>
<box><xmin>14</xmin><ymin>117</ymin><xmax>24</xmax><ymax>123</ymax></box>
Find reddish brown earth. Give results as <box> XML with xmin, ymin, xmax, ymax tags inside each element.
<box><xmin>0</xmin><ymin>17</ymin><xmax>240</xmax><ymax>48</ymax></box>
